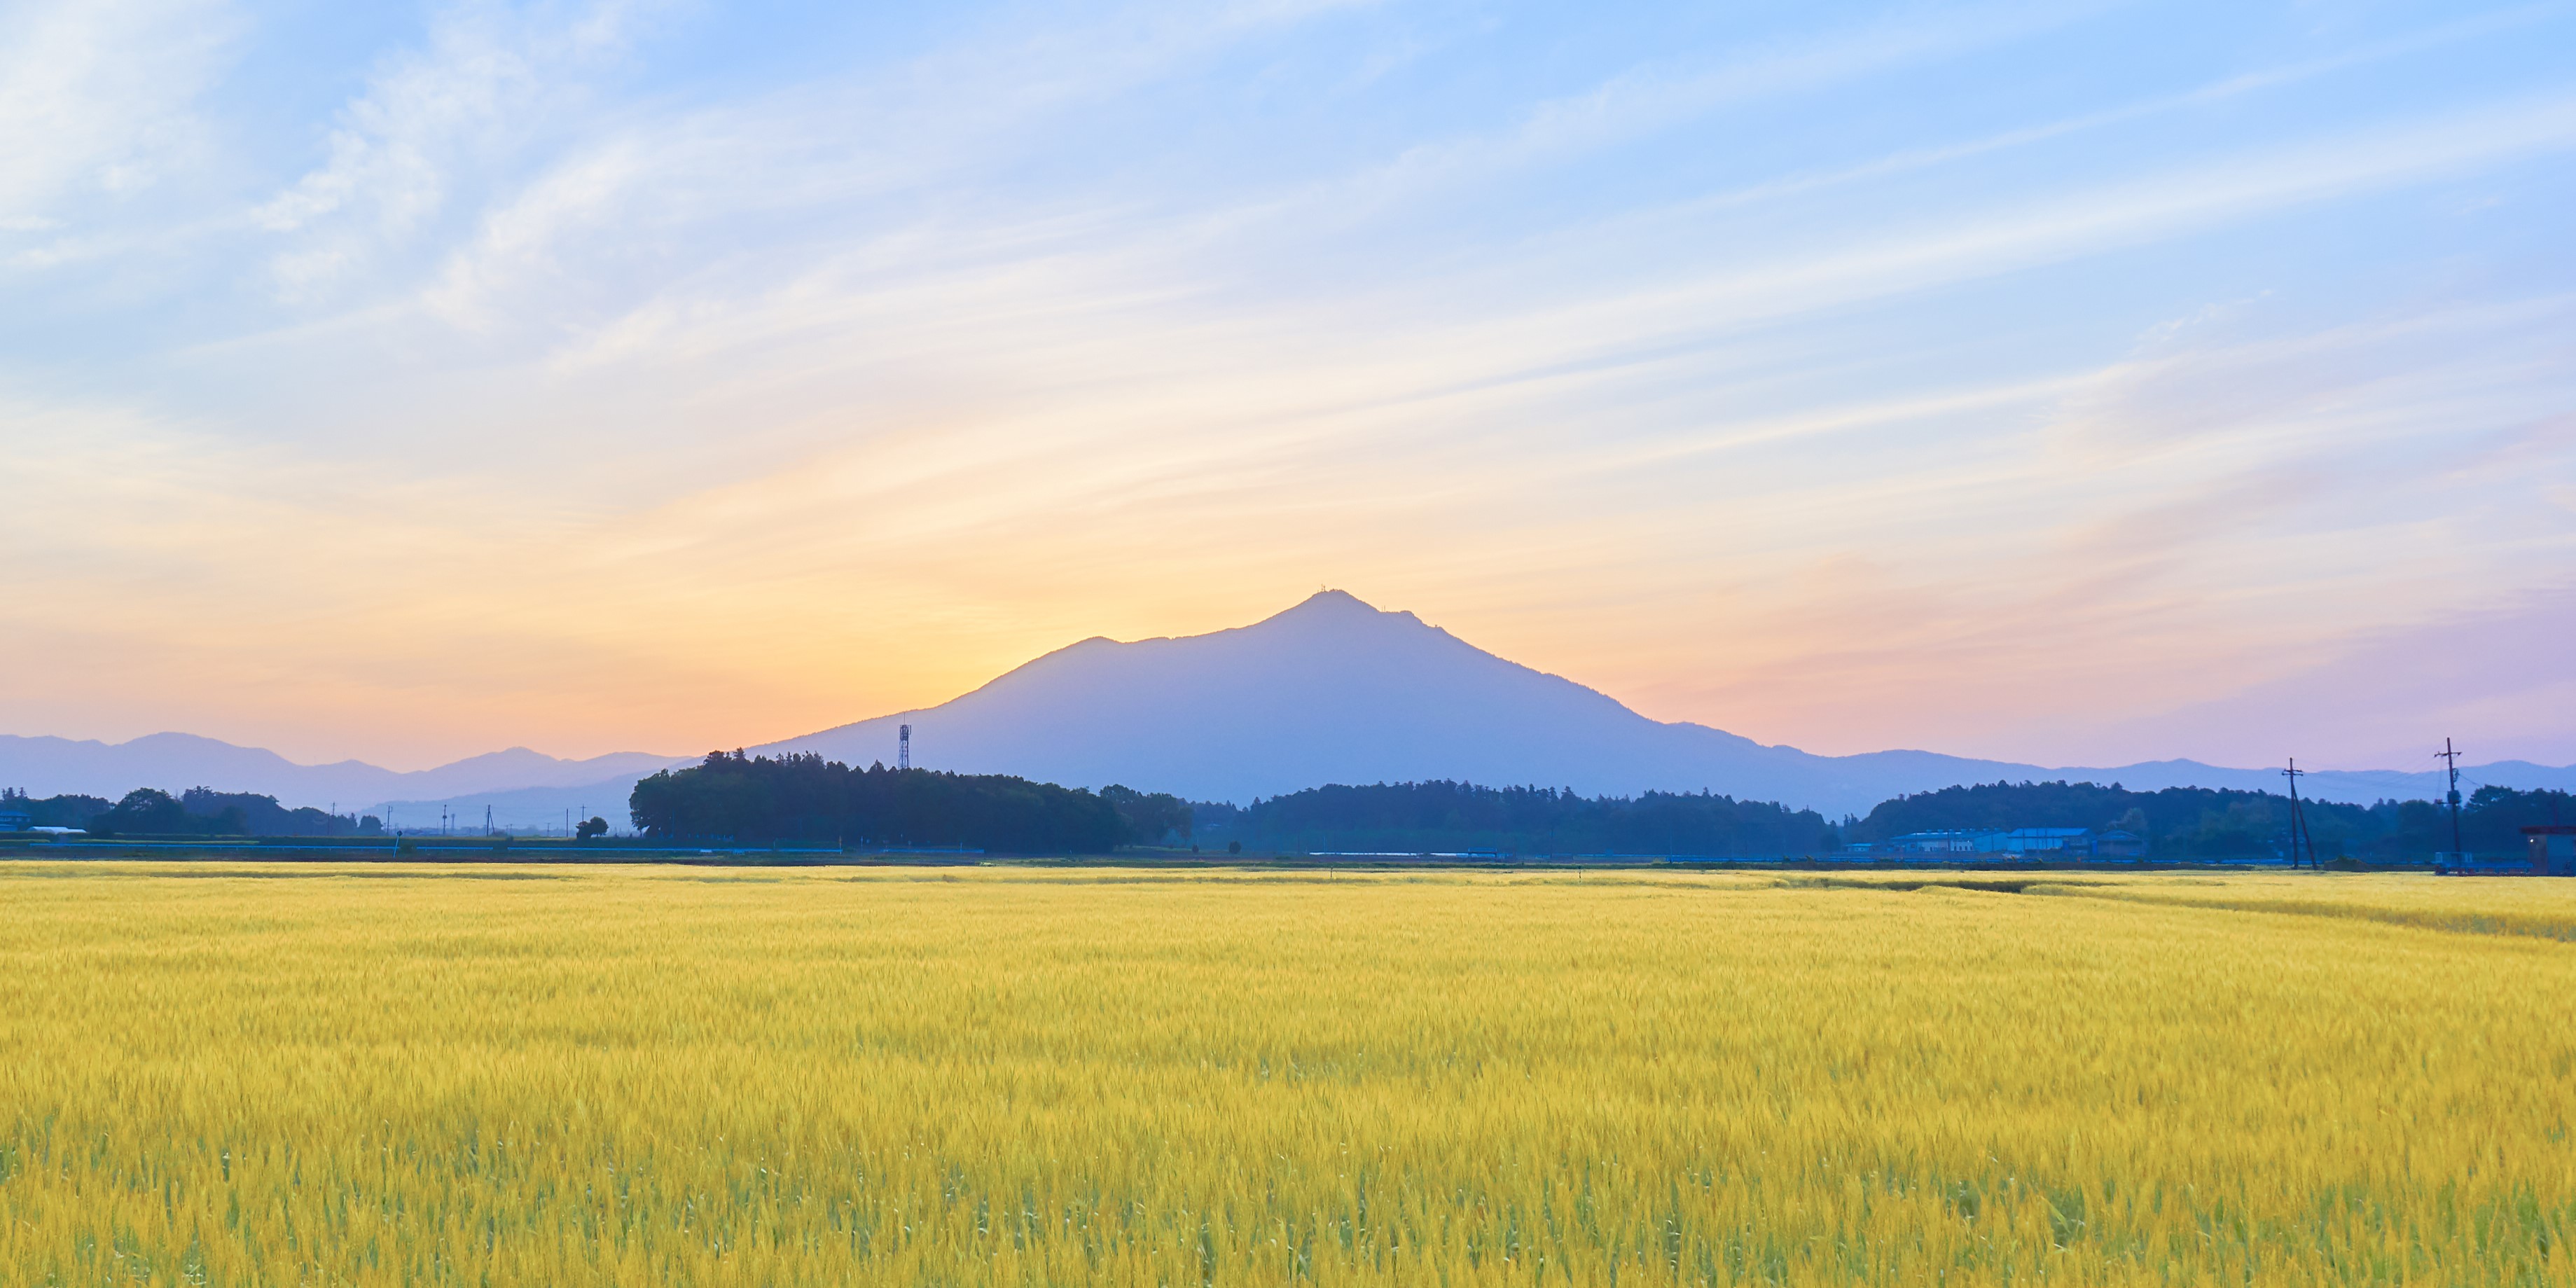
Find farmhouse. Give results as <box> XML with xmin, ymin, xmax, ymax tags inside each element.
<box><xmin>1880</xmin><ymin>827</ymin><xmax>2134</xmax><ymax>859</ymax></box>
<box><xmin>2526</xmin><ymin>826</ymin><xmax>2576</xmax><ymax>875</ymax></box>
<box><xmin>1888</xmin><ymin>829</ymin><xmax>1988</xmax><ymax>854</ymax></box>
<box><xmin>1999</xmin><ymin>826</ymin><xmax>2093</xmax><ymax>856</ymax></box>
<box><xmin>2094</xmin><ymin>829</ymin><xmax>2148</xmax><ymax>858</ymax></box>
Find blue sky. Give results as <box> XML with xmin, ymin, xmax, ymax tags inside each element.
<box><xmin>3</xmin><ymin>0</ymin><xmax>2572</xmax><ymax>771</ymax></box>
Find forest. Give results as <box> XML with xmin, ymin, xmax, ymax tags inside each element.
<box><xmin>1188</xmin><ymin>781</ymin><xmax>1841</xmax><ymax>857</ymax></box>
<box><xmin>1848</xmin><ymin>780</ymin><xmax>2574</xmax><ymax>861</ymax></box>
<box><xmin>625</xmin><ymin>752</ymin><xmax>1186</xmax><ymax>851</ymax></box>
<box><xmin>9</xmin><ymin>771</ymin><xmax>2566</xmax><ymax>864</ymax></box>
<box><xmin>1</xmin><ymin>787</ymin><xmax>380</xmax><ymax>837</ymax></box>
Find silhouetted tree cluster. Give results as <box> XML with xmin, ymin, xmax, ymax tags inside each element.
<box><xmin>1099</xmin><ymin>784</ymin><xmax>1192</xmax><ymax>846</ymax></box>
<box><xmin>19</xmin><ymin>787</ymin><xmax>379</xmax><ymax>838</ymax></box>
<box><xmin>1849</xmin><ymin>780</ymin><xmax>2576</xmax><ymax>861</ymax></box>
<box><xmin>2</xmin><ymin>789</ymin><xmax>112</xmax><ymax>829</ymax></box>
<box><xmin>627</xmin><ymin>752</ymin><xmax>1124</xmax><ymax>852</ymax></box>
<box><xmin>177</xmin><ymin>788</ymin><xmax>380</xmax><ymax>836</ymax></box>
<box><xmin>95</xmin><ymin>789</ymin><xmax>200</xmax><ymax>835</ymax></box>
<box><xmin>2449</xmin><ymin>786</ymin><xmax>2576</xmax><ymax>856</ymax></box>
<box><xmin>1189</xmin><ymin>781</ymin><xmax>1838</xmax><ymax>856</ymax></box>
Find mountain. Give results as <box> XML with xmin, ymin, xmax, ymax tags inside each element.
<box><xmin>750</xmin><ymin>590</ymin><xmax>2576</xmax><ymax>816</ymax></box>
<box><xmin>13</xmin><ymin>591</ymin><xmax>2568</xmax><ymax>827</ymax></box>
<box><xmin>0</xmin><ymin>732</ymin><xmax>678</xmax><ymax>817</ymax></box>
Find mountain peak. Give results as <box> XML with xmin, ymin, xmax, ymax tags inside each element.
<box><xmin>1286</xmin><ymin>588</ymin><xmax>1377</xmax><ymax>613</ymax></box>
<box><xmin>1260</xmin><ymin>588</ymin><xmax>1425</xmax><ymax>631</ymax></box>
<box><xmin>729</xmin><ymin>596</ymin><xmax>2576</xmax><ymax>813</ymax></box>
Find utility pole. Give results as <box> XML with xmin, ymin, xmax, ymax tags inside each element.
<box><xmin>2437</xmin><ymin>738</ymin><xmax>2466</xmax><ymax>866</ymax></box>
<box><xmin>2281</xmin><ymin>759</ymin><xmax>2318</xmax><ymax>868</ymax></box>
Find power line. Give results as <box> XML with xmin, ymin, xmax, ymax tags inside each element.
<box><xmin>2436</xmin><ymin>738</ymin><xmax>2466</xmax><ymax>866</ymax></box>
<box><xmin>2281</xmin><ymin>759</ymin><xmax>2319</xmax><ymax>869</ymax></box>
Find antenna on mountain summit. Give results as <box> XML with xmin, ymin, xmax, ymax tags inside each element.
<box><xmin>899</xmin><ymin>724</ymin><xmax>912</xmax><ymax>771</ymax></box>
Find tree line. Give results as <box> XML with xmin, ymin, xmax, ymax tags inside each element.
<box><xmin>1189</xmin><ymin>781</ymin><xmax>1841</xmax><ymax>857</ymax></box>
<box><xmin>625</xmin><ymin>752</ymin><xmax>1190</xmax><ymax>851</ymax></box>
<box><xmin>1848</xmin><ymin>780</ymin><xmax>2575</xmax><ymax>861</ymax></box>
<box><xmin>12</xmin><ymin>769</ymin><xmax>2565</xmax><ymax>862</ymax></box>
<box><xmin>1</xmin><ymin>787</ymin><xmax>380</xmax><ymax>837</ymax></box>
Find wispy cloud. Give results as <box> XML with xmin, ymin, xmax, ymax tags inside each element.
<box><xmin>249</xmin><ymin>0</ymin><xmax>662</xmax><ymax>298</ymax></box>
<box><xmin>1612</xmin><ymin>291</ymin><xmax>2576</xmax><ymax>761</ymax></box>
<box><xmin>6</xmin><ymin>0</ymin><xmax>2575</xmax><ymax>769</ymax></box>
<box><xmin>1588</xmin><ymin>1</ymin><xmax>2573</xmax><ymax>228</ymax></box>
<box><xmin>1474</xmin><ymin>93</ymin><xmax>2576</xmax><ymax>373</ymax></box>
<box><xmin>0</xmin><ymin>0</ymin><xmax>233</xmax><ymax>267</ymax></box>
<box><xmin>1362</xmin><ymin>3</ymin><xmax>2098</xmax><ymax>191</ymax></box>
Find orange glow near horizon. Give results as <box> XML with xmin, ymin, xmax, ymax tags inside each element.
<box><xmin>4</xmin><ymin>2</ymin><xmax>2572</xmax><ymax>774</ymax></box>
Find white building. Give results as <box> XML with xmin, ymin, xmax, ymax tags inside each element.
<box><xmin>1882</xmin><ymin>827</ymin><xmax>2106</xmax><ymax>857</ymax></box>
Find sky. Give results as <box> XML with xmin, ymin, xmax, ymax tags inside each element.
<box><xmin>3</xmin><ymin>0</ymin><xmax>2572</xmax><ymax>774</ymax></box>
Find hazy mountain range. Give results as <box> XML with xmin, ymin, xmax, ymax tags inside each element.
<box><xmin>8</xmin><ymin>591</ymin><xmax>2568</xmax><ymax>828</ymax></box>
<box><xmin>0</xmin><ymin>733</ymin><xmax>671</xmax><ymax>820</ymax></box>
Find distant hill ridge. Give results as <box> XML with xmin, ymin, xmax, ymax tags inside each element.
<box><xmin>0</xmin><ymin>733</ymin><xmax>676</xmax><ymax>817</ymax></box>
<box><xmin>6</xmin><ymin>590</ymin><xmax>2570</xmax><ymax>824</ymax></box>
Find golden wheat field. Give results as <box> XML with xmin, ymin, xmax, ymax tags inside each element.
<box><xmin>3</xmin><ymin>864</ymin><xmax>2573</xmax><ymax>1286</ymax></box>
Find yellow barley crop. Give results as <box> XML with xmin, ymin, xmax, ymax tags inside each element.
<box><xmin>2</xmin><ymin>864</ymin><xmax>2571</xmax><ymax>1285</ymax></box>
